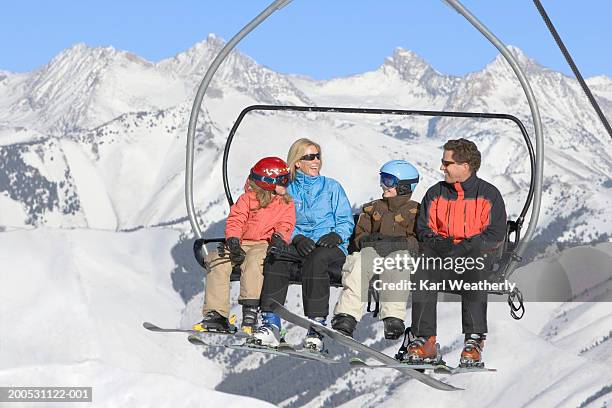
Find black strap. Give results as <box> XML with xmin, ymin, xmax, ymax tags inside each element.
<box><xmin>508</xmin><ymin>286</ymin><xmax>525</xmax><ymax>320</ymax></box>
<box><xmin>367</xmin><ymin>275</ymin><xmax>380</xmax><ymax>317</ymax></box>
<box><xmin>533</xmin><ymin>0</ymin><xmax>612</xmax><ymax>139</ymax></box>
<box><xmin>193</xmin><ymin>238</ymin><xmax>209</xmax><ymax>268</ymax></box>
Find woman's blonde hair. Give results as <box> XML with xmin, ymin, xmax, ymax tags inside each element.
<box><xmin>286</xmin><ymin>138</ymin><xmax>322</xmax><ymax>180</ymax></box>
<box><xmin>248</xmin><ymin>180</ymin><xmax>292</xmax><ymax>209</ymax></box>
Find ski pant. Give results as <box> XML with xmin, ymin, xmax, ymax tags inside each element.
<box><xmin>334</xmin><ymin>247</ymin><xmax>413</xmax><ymax>321</ymax></box>
<box><xmin>411</xmin><ymin>246</ymin><xmax>493</xmax><ymax>336</ymax></box>
<box><xmin>260</xmin><ymin>245</ymin><xmax>346</xmax><ymax>318</ymax></box>
<box><xmin>202</xmin><ymin>240</ymin><xmax>268</xmax><ymax>318</ymax></box>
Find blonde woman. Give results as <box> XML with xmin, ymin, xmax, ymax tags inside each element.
<box><xmin>253</xmin><ymin>138</ymin><xmax>354</xmax><ymax>351</ymax></box>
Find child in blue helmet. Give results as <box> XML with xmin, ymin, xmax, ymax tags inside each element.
<box><xmin>332</xmin><ymin>160</ymin><xmax>421</xmax><ymax>339</ymax></box>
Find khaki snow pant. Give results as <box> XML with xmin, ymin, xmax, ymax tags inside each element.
<box><xmin>202</xmin><ymin>240</ymin><xmax>268</xmax><ymax>318</ymax></box>
<box><xmin>333</xmin><ymin>247</ymin><xmax>413</xmax><ymax>321</ymax></box>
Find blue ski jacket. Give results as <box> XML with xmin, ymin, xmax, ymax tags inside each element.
<box><xmin>288</xmin><ymin>170</ymin><xmax>354</xmax><ymax>255</ymax></box>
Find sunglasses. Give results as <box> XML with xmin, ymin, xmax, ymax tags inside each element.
<box><xmin>250</xmin><ymin>172</ymin><xmax>290</xmax><ymax>187</ymax></box>
<box><xmin>300</xmin><ymin>153</ymin><xmax>321</xmax><ymax>161</ymax></box>
<box><xmin>441</xmin><ymin>159</ymin><xmax>463</xmax><ymax>167</ymax></box>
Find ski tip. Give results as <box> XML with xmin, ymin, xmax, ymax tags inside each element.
<box><xmin>143</xmin><ymin>322</ymin><xmax>158</xmax><ymax>330</ymax></box>
<box><xmin>187</xmin><ymin>334</ymin><xmax>206</xmax><ymax>345</ymax></box>
<box><xmin>349</xmin><ymin>358</ymin><xmax>367</xmax><ymax>367</ymax></box>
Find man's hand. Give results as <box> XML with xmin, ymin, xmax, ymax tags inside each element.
<box><xmin>449</xmin><ymin>238</ymin><xmax>481</xmax><ymax>257</ymax></box>
<box><xmin>423</xmin><ymin>234</ymin><xmax>453</xmax><ymax>255</ymax></box>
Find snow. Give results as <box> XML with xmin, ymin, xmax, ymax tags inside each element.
<box><xmin>0</xmin><ymin>228</ymin><xmax>274</xmax><ymax>408</ymax></box>
<box><xmin>60</xmin><ymin>140</ymin><xmax>117</xmax><ymax>229</ymax></box>
<box><xmin>0</xmin><ymin>193</ymin><xmax>27</xmax><ymax>227</ymax></box>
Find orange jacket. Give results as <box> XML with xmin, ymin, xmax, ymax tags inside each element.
<box><xmin>225</xmin><ymin>189</ymin><xmax>296</xmax><ymax>243</ymax></box>
<box><xmin>417</xmin><ymin>173</ymin><xmax>506</xmax><ymax>247</ymax></box>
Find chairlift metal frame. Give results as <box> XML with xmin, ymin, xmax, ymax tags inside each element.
<box><xmin>185</xmin><ymin>0</ymin><xmax>545</xmax><ymax>319</ymax></box>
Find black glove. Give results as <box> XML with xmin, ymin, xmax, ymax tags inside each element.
<box><xmin>293</xmin><ymin>234</ymin><xmax>316</xmax><ymax>257</ymax></box>
<box><xmin>226</xmin><ymin>237</ymin><xmax>246</xmax><ymax>264</ymax></box>
<box><xmin>267</xmin><ymin>232</ymin><xmax>288</xmax><ymax>255</ymax></box>
<box><xmin>216</xmin><ymin>241</ymin><xmax>227</xmax><ymax>258</ymax></box>
<box><xmin>316</xmin><ymin>232</ymin><xmax>343</xmax><ymax>248</ymax></box>
<box><xmin>358</xmin><ymin>233</ymin><xmax>384</xmax><ymax>248</ymax></box>
<box><xmin>449</xmin><ymin>238</ymin><xmax>480</xmax><ymax>258</ymax></box>
<box><xmin>422</xmin><ymin>234</ymin><xmax>453</xmax><ymax>256</ymax></box>
<box><xmin>379</xmin><ymin>235</ymin><xmax>408</xmax><ymax>243</ymax></box>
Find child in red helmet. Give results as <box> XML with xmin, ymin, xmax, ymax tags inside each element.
<box><xmin>193</xmin><ymin>157</ymin><xmax>295</xmax><ymax>334</ymax></box>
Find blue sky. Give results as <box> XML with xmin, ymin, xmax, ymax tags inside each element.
<box><xmin>2</xmin><ymin>1</ymin><xmax>610</xmax><ymax>79</ymax></box>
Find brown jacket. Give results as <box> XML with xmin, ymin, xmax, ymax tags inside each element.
<box><xmin>353</xmin><ymin>194</ymin><xmax>420</xmax><ymax>251</ymax></box>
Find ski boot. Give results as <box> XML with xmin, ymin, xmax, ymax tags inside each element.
<box><xmin>240</xmin><ymin>305</ymin><xmax>258</xmax><ymax>335</ymax></box>
<box><xmin>331</xmin><ymin>313</ymin><xmax>357</xmax><ymax>337</ymax></box>
<box><xmin>192</xmin><ymin>310</ymin><xmax>233</xmax><ymax>333</ymax></box>
<box><xmin>459</xmin><ymin>333</ymin><xmax>486</xmax><ymax>368</ymax></box>
<box><xmin>303</xmin><ymin>317</ymin><xmax>326</xmax><ymax>352</ymax></box>
<box><xmin>383</xmin><ymin>317</ymin><xmax>405</xmax><ymax>340</ymax></box>
<box><xmin>250</xmin><ymin>312</ymin><xmax>281</xmax><ymax>348</ymax></box>
<box><xmin>403</xmin><ymin>334</ymin><xmax>440</xmax><ymax>364</ymax></box>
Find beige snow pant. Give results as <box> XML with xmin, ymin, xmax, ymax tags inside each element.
<box><xmin>333</xmin><ymin>247</ymin><xmax>413</xmax><ymax>321</ymax></box>
<box><xmin>202</xmin><ymin>240</ymin><xmax>268</xmax><ymax>318</ymax></box>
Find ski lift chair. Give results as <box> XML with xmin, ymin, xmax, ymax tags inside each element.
<box><xmin>193</xmin><ymin>105</ymin><xmax>535</xmax><ymax>317</ymax></box>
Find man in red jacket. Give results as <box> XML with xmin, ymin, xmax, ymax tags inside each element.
<box><xmin>404</xmin><ymin>138</ymin><xmax>507</xmax><ymax>367</ymax></box>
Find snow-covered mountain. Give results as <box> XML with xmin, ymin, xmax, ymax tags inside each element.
<box><xmin>0</xmin><ymin>36</ymin><xmax>610</xmax><ymax>245</ymax></box>
<box><xmin>1</xmin><ymin>35</ymin><xmax>611</xmax><ymax>407</ymax></box>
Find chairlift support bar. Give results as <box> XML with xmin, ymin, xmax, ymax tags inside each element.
<box><xmin>185</xmin><ymin>0</ymin><xmax>544</xmax><ymax>282</ymax></box>
<box><xmin>185</xmin><ymin>0</ymin><xmax>293</xmax><ymax>241</ymax></box>
<box><xmin>221</xmin><ymin>105</ymin><xmax>536</xmax><ymax>228</ymax></box>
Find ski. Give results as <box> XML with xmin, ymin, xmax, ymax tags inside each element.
<box><xmin>349</xmin><ymin>357</ymin><xmax>496</xmax><ymax>375</ymax></box>
<box><xmin>271</xmin><ymin>300</ymin><xmax>461</xmax><ymax>391</ymax></box>
<box><xmin>142</xmin><ymin>322</ymin><xmax>249</xmax><ymax>338</ymax></box>
<box><xmin>187</xmin><ymin>334</ymin><xmax>339</xmax><ymax>364</ymax></box>
<box><xmin>229</xmin><ymin>342</ymin><xmax>340</xmax><ymax>364</ymax></box>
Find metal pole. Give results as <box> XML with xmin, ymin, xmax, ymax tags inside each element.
<box><xmin>185</xmin><ymin>0</ymin><xmax>293</xmax><ymax>247</ymax></box>
<box><xmin>442</xmin><ymin>0</ymin><xmax>544</xmax><ymax>279</ymax></box>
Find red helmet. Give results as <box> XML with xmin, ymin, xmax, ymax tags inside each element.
<box><xmin>249</xmin><ymin>157</ymin><xmax>291</xmax><ymax>191</ymax></box>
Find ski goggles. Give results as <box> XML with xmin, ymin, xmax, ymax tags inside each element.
<box><xmin>250</xmin><ymin>171</ymin><xmax>291</xmax><ymax>186</ymax></box>
<box><xmin>300</xmin><ymin>153</ymin><xmax>321</xmax><ymax>161</ymax></box>
<box><xmin>380</xmin><ymin>172</ymin><xmax>400</xmax><ymax>188</ymax></box>
<box><xmin>379</xmin><ymin>172</ymin><xmax>419</xmax><ymax>190</ymax></box>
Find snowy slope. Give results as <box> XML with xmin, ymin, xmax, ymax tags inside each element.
<box><xmin>0</xmin><ymin>228</ymin><xmax>274</xmax><ymax>408</ymax></box>
<box><xmin>181</xmin><ymin>244</ymin><xmax>612</xmax><ymax>407</ymax></box>
<box><xmin>1</xmin><ymin>227</ymin><xmax>610</xmax><ymax>407</ymax></box>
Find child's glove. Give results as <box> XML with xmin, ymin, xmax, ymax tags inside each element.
<box><xmin>226</xmin><ymin>237</ymin><xmax>246</xmax><ymax>264</ymax></box>
<box><xmin>267</xmin><ymin>233</ymin><xmax>288</xmax><ymax>255</ymax></box>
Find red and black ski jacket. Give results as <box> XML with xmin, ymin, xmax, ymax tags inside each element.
<box><xmin>416</xmin><ymin>173</ymin><xmax>507</xmax><ymax>249</ymax></box>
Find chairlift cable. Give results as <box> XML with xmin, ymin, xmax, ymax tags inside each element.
<box><xmin>532</xmin><ymin>0</ymin><xmax>612</xmax><ymax>139</ymax></box>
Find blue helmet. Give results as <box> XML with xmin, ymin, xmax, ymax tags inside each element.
<box><xmin>379</xmin><ymin>160</ymin><xmax>420</xmax><ymax>195</ymax></box>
